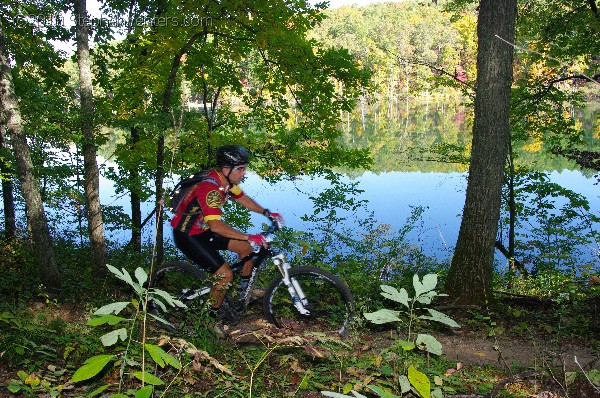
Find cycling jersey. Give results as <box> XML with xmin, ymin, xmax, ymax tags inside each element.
<box><xmin>170</xmin><ymin>169</ymin><xmax>245</xmax><ymax>234</ymax></box>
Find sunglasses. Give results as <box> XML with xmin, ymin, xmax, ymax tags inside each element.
<box><xmin>232</xmin><ymin>165</ymin><xmax>247</xmax><ymax>171</ymax></box>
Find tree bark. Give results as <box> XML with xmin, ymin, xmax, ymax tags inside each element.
<box><xmin>74</xmin><ymin>0</ymin><xmax>108</xmax><ymax>277</ymax></box>
<box><xmin>129</xmin><ymin>126</ymin><xmax>142</xmax><ymax>252</ymax></box>
<box><xmin>445</xmin><ymin>0</ymin><xmax>517</xmax><ymax>305</ymax></box>
<box><xmin>0</xmin><ymin>24</ymin><xmax>60</xmax><ymax>290</ymax></box>
<box><xmin>0</xmin><ymin>125</ymin><xmax>16</xmax><ymax>240</ymax></box>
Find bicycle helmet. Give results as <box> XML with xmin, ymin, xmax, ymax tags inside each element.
<box><xmin>216</xmin><ymin>145</ymin><xmax>250</xmax><ymax>167</ymax></box>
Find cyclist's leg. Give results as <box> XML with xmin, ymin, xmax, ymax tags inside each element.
<box><xmin>227</xmin><ymin>238</ymin><xmax>265</xmax><ymax>299</ymax></box>
<box><xmin>172</xmin><ymin>230</ymin><xmax>231</xmax><ymax>309</ymax></box>
<box><xmin>227</xmin><ymin>239</ymin><xmax>254</xmax><ymax>277</ymax></box>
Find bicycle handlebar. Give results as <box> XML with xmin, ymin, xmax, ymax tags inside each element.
<box><xmin>249</xmin><ymin>217</ymin><xmax>282</xmax><ymax>251</ymax></box>
<box><xmin>263</xmin><ymin>216</ymin><xmax>282</xmax><ymax>237</ymax></box>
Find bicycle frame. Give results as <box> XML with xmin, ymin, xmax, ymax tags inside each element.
<box><xmin>230</xmin><ymin>224</ymin><xmax>311</xmax><ymax>315</ymax></box>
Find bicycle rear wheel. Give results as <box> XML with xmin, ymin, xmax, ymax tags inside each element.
<box><xmin>263</xmin><ymin>266</ymin><xmax>354</xmax><ymax>338</ymax></box>
<box><xmin>148</xmin><ymin>261</ymin><xmax>212</xmax><ymax>334</ymax></box>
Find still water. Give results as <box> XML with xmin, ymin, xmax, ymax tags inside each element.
<box><xmin>98</xmin><ymin>100</ymin><xmax>600</xmax><ymax>265</ymax></box>
<box><xmin>100</xmin><ymin>167</ymin><xmax>600</xmax><ymax>264</ymax></box>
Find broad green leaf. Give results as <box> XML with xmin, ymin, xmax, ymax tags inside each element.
<box><xmin>413</xmin><ymin>274</ymin><xmax>425</xmax><ymax>298</ymax></box>
<box><xmin>416</xmin><ymin>334</ymin><xmax>443</xmax><ymax>355</ymax></box>
<box><xmin>408</xmin><ymin>366</ymin><xmax>430</xmax><ymax>398</ymax></box>
<box><xmin>132</xmin><ymin>371</ymin><xmax>164</xmax><ymax>386</ymax></box>
<box><xmin>135</xmin><ymin>385</ymin><xmax>154</xmax><ymax>398</ymax></box>
<box><xmin>7</xmin><ymin>382</ymin><xmax>21</xmax><ymax>393</ymax></box>
<box><xmin>152</xmin><ymin>289</ymin><xmax>187</xmax><ymax>308</ymax></box>
<box><xmin>87</xmin><ymin>315</ymin><xmax>127</xmax><ymax>326</ymax></box>
<box><xmin>145</xmin><ymin>343</ymin><xmax>181</xmax><ymax>369</ymax></box>
<box><xmin>588</xmin><ymin>369</ymin><xmax>600</xmax><ymax>386</ymax></box>
<box><xmin>421</xmin><ymin>274</ymin><xmax>438</xmax><ymax>292</ymax></box>
<box><xmin>100</xmin><ymin>328</ymin><xmax>127</xmax><ymax>346</ymax></box>
<box><xmin>420</xmin><ymin>309</ymin><xmax>461</xmax><ymax>328</ymax></box>
<box><xmin>431</xmin><ymin>388</ymin><xmax>444</xmax><ymax>398</ymax></box>
<box><xmin>343</xmin><ymin>383</ymin><xmax>353</xmax><ymax>394</ymax></box>
<box><xmin>146</xmin><ymin>344</ymin><xmax>165</xmax><ymax>367</ymax></box>
<box><xmin>107</xmin><ymin>264</ymin><xmax>132</xmax><ymax>286</ymax></box>
<box><xmin>364</xmin><ymin>309</ymin><xmax>401</xmax><ymax>324</ymax></box>
<box><xmin>398</xmin><ymin>375</ymin><xmax>411</xmax><ymax>393</ymax></box>
<box><xmin>94</xmin><ymin>302</ymin><xmax>130</xmax><ymax>315</ymax></box>
<box><xmin>380</xmin><ymin>285</ymin><xmax>409</xmax><ymax>308</ymax></box>
<box><xmin>368</xmin><ymin>385</ymin><xmax>401</xmax><ymax>397</ymax></box>
<box><xmin>135</xmin><ymin>267</ymin><xmax>148</xmax><ymax>286</ymax></box>
<box><xmin>415</xmin><ymin>291</ymin><xmax>437</xmax><ymax>305</ymax></box>
<box><xmin>72</xmin><ymin>354</ymin><xmax>115</xmax><ymax>383</ymax></box>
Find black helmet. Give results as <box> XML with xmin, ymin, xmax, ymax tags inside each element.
<box><xmin>216</xmin><ymin>145</ymin><xmax>250</xmax><ymax>167</ymax></box>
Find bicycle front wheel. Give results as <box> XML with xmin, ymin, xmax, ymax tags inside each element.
<box><xmin>148</xmin><ymin>261</ymin><xmax>212</xmax><ymax>334</ymax></box>
<box><xmin>263</xmin><ymin>266</ymin><xmax>354</xmax><ymax>338</ymax></box>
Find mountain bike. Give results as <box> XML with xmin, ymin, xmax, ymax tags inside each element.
<box><xmin>148</xmin><ymin>219</ymin><xmax>355</xmax><ymax>338</ymax></box>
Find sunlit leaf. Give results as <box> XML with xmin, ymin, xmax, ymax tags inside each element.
<box><xmin>398</xmin><ymin>375</ymin><xmax>411</xmax><ymax>393</ymax></box>
<box><xmin>416</xmin><ymin>334</ymin><xmax>442</xmax><ymax>355</ymax></box>
<box><xmin>72</xmin><ymin>355</ymin><xmax>115</xmax><ymax>383</ymax></box>
<box><xmin>420</xmin><ymin>308</ymin><xmax>460</xmax><ymax>328</ymax></box>
<box><xmin>100</xmin><ymin>328</ymin><xmax>127</xmax><ymax>346</ymax></box>
<box><xmin>145</xmin><ymin>343</ymin><xmax>181</xmax><ymax>369</ymax></box>
<box><xmin>408</xmin><ymin>366</ymin><xmax>430</xmax><ymax>398</ymax></box>
<box><xmin>135</xmin><ymin>267</ymin><xmax>148</xmax><ymax>286</ymax></box>
<box><xmin>364</xmin><ymin>309</ymin><xmax>401</xmax><ymax>324</ymax></box>
<box><xmin>132</xmin><ymin>371</ymin><xmax>164</xmax><ymax>386</ymax></box>
<box><xmin>94</xmin><ymin>302</ymin><xmax>130</xmax><ymax>315</ymax></box>
<box><xmin>380</xmin><ymin>285</ymin><xmax>409</xmax><ymax>308</ymax></box>
<box><xmin>87</xmin><ymin>315</ymin><xmax>127</xmax><ymax>326</ymax></box>
<box><xmin>135</xmin><ymin>385</ymin><xmax>154</xmax><ymax>398</ymax></box>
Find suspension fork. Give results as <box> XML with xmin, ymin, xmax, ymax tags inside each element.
<box><xmin>272</xmin><ymin>254</ymin><xmax>310</xmax><ymax>315</ymax></box>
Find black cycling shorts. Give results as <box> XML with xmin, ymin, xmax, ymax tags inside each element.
<box><xmin>172</xmin><ymin>229</ymin><xmax>230</xmax><ymax>273</ymax></box>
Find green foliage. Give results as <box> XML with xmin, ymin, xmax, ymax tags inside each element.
<box><xmin>70</xmin><ymin>264</ymin><xmax>184</xmax><ymax>395</ymax></box>
<box><xmin>324</xmin><ymin>274</ymin><xmax>458</xmax><ymax>398</ymax></box>
<box><xmin>498</xmin><ymin>170</ymin><xmax>600</xmax><ymax>275</ymax></box>
<box><xmin>364</xmin><ymin>274</ymin><xmax>459</xmax><ymax>347</ymax></box>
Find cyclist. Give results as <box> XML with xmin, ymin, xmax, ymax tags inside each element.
<box><xmin>170</xmin><ymin>145</ymin><xmax>283</xmax><ymax>325</ymax></box>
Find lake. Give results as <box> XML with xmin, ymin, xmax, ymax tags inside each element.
<box><xmin>99</xmin><ymin>166</ymin><xmax>600</xmax><ymax>265</ymax></box>
<box><xmin>91</xmin><ymin>99</ymin><xmax>600</xmax><ymax>268</ymax></box>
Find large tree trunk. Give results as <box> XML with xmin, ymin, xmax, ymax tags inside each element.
<box><xmin>74</xmin><ymin>0</ymin><xmax>108</xmax><ymax>277</ymax></box>
<box><xmin>444</xmin><ymin>0</ymin><xmax>517</xmax><ymax>305</ymax></box>
<box><xmin>0</xmin><ymin>126</ymin><xmax>16</xmax><ymax>240</ymax></box>
<box><xmin>0</xmin><ymin>25</ymin><xmax>60</xmax><ymax>290</ymax></box>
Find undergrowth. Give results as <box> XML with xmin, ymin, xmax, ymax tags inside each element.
<box><xmin>1</xmin><ymin>223</ymin><xmax>599</xmax><ymax>397</ymax></box>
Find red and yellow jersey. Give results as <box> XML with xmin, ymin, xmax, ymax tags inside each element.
<box><xmin>170</xmin><ymin>169</ymin><xmax>245</xmax><ymax>235</ymax></box>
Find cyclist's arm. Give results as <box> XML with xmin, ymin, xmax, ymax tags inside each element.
<box><xmin>206</xmin><ymin>219</ymin><xmax>252</xmax><ymax>241</ymax></box>
<box><xmin>233</xmin><ymin>195</ymin><xmax>267</xmax><ymax>216</ymax></box>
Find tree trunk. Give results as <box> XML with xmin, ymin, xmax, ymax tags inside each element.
<box><xmin>74</xmin><ymin>0</ymin><xmax>108</xmax><ymax>277</ymax></box>
<box><xmin>154</xmin><ymin>32</ymin><xmax>204</xmax><ymax>265</ymax></box>
<box><xmin>0</xmin><ymin>25</ymin><xmax>60</xmax><ymax>290</ymax></box>
<box><xmin>0</xmin><ymin>126</ymin><xmax>16</xmax><ymax>240</ymax></box>
<box><xmin>129</xmin><ymin>126</ymin><xmax>142</xmax><ymax>252</ymax></box>
<box><xmin>444</xmin><ymin>0</ymin><xmax>517</xmax><ymax>305</ymax></box>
